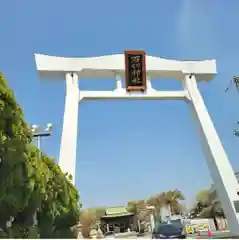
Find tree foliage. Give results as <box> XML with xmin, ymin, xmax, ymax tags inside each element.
<box><xmin>196</xmin><ymin>190</ymin><xmax>224</xmax><ymax>218</ymax></box>
<box><xmin>126</xmin><ymin>190</ymin><xmax>185</xmax><ymax>225</ymax></box>
<box><xmin>160</xmin><ymin>190</ymin><xmax>184</xmax><ymax>215</ymax></box>
<box><xmin>190</xmin><ymin>189</ymin><xmax>224</xmax><ymax>230</ymax></box>
<box><xmin>146</xmin><ymin>190</ymin><xmax>184</xmax><ymax>216</ymax></box>
<box><xmin>0</xmin><ymin>73</ymin><xmax>80</xmax><ymax>238</ymax></box>
<box><xmin>196</xmin><ymin>190</ymin><xmax>211</xmax><ymax>205</ymax></box>
<box><xmin>79</xmin><ymin>208</ymin><xmax>106</xmax><ymax>238</ymax></box>
<box><xmin>0</xmin><ymin>72</ymin><xmax>32</xmax><ymax>232</ymax></box>
<box><xmin>127</xmin><ymin>200</ymin><xmax>146</xmax><ymax>214</ymax></box>
<box><xmin>37</xmin><ymin>150</ymin><xmax>80</xmax><ymax>238</ymax></box>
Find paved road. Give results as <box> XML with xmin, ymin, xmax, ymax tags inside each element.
<box><xmin>114</xmin><ymin>232</ymin><xmax>139</xmax><ymax>238</ymax></box>
<box><xmin>115</xmin><ymin>232</ymin><xmax>151</xmax><ymax>238</ymax></box>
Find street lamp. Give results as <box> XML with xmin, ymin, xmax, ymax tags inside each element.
<box><xmin>31</xmin><ymin>123</ymin><xmax>53</xmax><ymax>159</ymax></box>
<box><xmin>30</xmin><ymin>123</ymin><xmax>53</xmax><ymax>227</ymax></box>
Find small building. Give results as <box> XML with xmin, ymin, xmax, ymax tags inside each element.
<box><xmin>100</xmin><ymin>206</ymin><xmax>136</xmax><ymax>233</ymax></box>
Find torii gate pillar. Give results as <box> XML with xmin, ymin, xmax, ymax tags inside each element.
<box><xmin>35</xmin><ymin>53</ymin><xmax>239</xmax><ymax>235</ymax></box>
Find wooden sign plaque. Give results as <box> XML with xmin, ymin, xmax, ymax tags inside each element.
<box><xmin>124</xmin><ymin>50</ymin><xmax>147</xmax><ymax>92</ymax></box>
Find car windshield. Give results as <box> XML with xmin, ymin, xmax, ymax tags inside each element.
<box><xmin>171</xmin><ymin>220</ymin><xmax>183</xmax><ymax>230</ymax></box>
<box><xmin>156</xmin><ymin>224</ymin><xmax>181</xmax><ymax>236</ymax></box>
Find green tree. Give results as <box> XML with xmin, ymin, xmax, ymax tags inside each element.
<box><xmin>196</xmin><ymin>190</ymin><xmax>211</xmax><ymax>205</ymax></box>
<box><xmin>0</xmin><ymin>73</ymin><xmax>80</xmax><ymax>238</ymax></box>
<box><xmin>9</xmin><ymin>145</ymin><xmax>52</xmax><ymax>238</ymax></box>
<box><xmin>37</xmin><ymin>152</ymin><xmax>80</xmax><ymax>238</ymax></box>
<box><xmin>147</xmin><ymin>195</ymin><xmax>161</xmax><ymax>210</ymax></box>
<box><xmin>0</xmin><ymin>72</ymin><xmax>33</xmax><ymax>235</ymax></box>
<box><xmin>147</xmin><ymin>195</ymin><xmax>162</xmax><ymax>222</ymax></box>
<box><xmin>127</xmin><ymin>200</ymin><xmax>146</xmax><ymax>214</ymax></box>
<box><xmin>80</xmin><ymin>209</ymin><xmax>97</xmax><ymax>238</ymax></box>
<box><xmin>159</xmin><ymin>190</ymin><xmax>185</xmax><ymax>216</ymax></box>
<box><xmin>195</xmin><ymin>189</ymin><xmax>224</xmax><ymax>230</ymax></box>
<box><xmin>127</xmin><ymin>200</ymin><xmax>148</xmax><ymax>232</ymax></box>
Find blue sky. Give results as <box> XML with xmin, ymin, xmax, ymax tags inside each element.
<box><xmin>1</xmin><ymin>0</ymin><xmax>239</xmax><ymax>209</ymax></box>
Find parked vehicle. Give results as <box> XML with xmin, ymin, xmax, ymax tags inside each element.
<box><xmin>170</xmin><ymin>219</ymin><xmax>184</xmax><ymax>232</ymax></box>
<box><xmin>152</xmin><ymin>223</ymin><xmax>186</xmax><ymax>239</ymax></box>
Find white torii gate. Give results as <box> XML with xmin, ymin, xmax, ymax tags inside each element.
<box><xmin>35</xmin><ymin>53</ymin><xmax>239</xmax><ymax>234</ymax></box>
